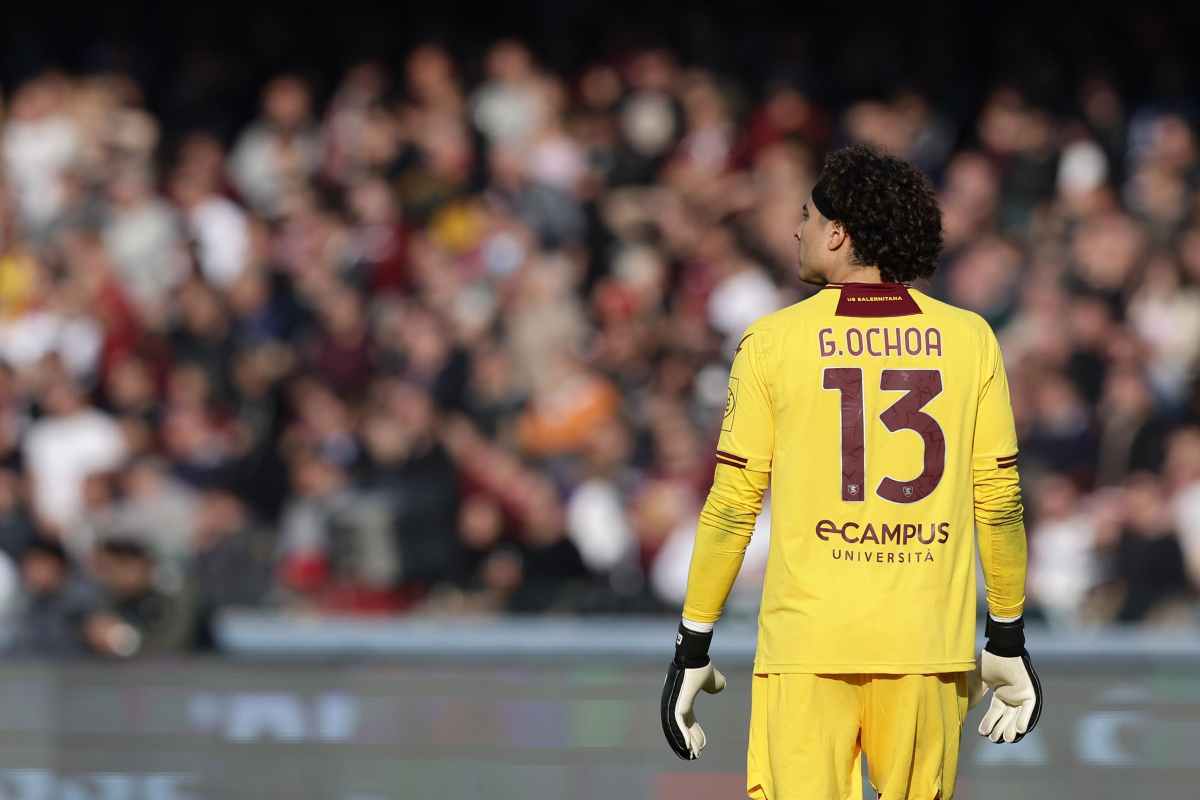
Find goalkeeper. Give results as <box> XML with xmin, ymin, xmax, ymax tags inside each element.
<box><xmin>660</xmin><ymin>144</ymin><xmax>1043</xmax><ymax>799</ymax></box>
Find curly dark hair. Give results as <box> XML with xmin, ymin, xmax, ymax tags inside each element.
<box><xmin>814</xmin><ymin>144</ymin><xmax>944</xmax><ymax>283</ymax></box>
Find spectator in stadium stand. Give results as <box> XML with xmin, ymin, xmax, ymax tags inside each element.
<box><xmin>1165</xmin><ymin>427</ymin><xmax>1200</xmax><ymax>590</ymax></box>
<box><xmin>1019</xmin><ymin>372</ymin><xmax>1099</xmax><ymax>485</ymax></box>
<box><xmin>98</xmin><ymin>457</ymin><xmax>199</xmax><ymax>567</ymax></box>
<box><xmin>10</xmin><ymin>538</ymin><xmax>100</xmax><ymax>656</ymax></box>
<box><xmin>102</xmin><ymin>353</ymin><xmax>166</xmax><ymax>459</ymax></box>
<box><xmin>23</xmin><ymin>372</ymin><xmax>127</xmax><ymax>538</ymax></box>
<box><xmin>229</xmin><ymin>75</ymin><xmax>321</xmax><ymax>219</ymax></box>
<box><xmin>461</xmin><ymin>343</ymin><xmax>526</xmax><ymax>439</ymax></box>
<box><xmin>159</xmin><ymin>376</ymin><xmax>239</xmax><ymax>490</ymax></box>
<box><xmin>361</xmin><ymin>379</ymin><xmax>460</xmax><ymax>592</ymax></box>
<box><xmin>0</xmin><ymin>469</ymin><xmax>37</xmax><ymax>562</ymax></box>
<box><xmin>170</xmin><ymin>141</ymin><xmax>254</xmax><ymax>293</ymax></box>
<box><xmin>276</xmin><ymin>447</ymin><xmax>401</xmax><ymax>612</ymax></box>
<box><xmin>1094</xmin><ymin>365</ymin><xmax>1177</xmax><ymax>486</ymax></box>
<box><xmin>2</xmin><ymin>74</ymin><xmax>79</xmax><ymax>233</ymax></box>
<box><xmin>438</xmin><ymin>491</ymin><xmax>518</xmax><ymax>614</ymax></box>
<box><xmin>1128</xmin><ymin>250</ymin><xmax>1200</xmax><ymax>404</ymax></box>
<box><xmin>168</xmin><ymin>279</ymin><xmax>236</xmax><ymax>405</ymax></box>
<box><xmin>501</xmin><ymin>475</ymin><xmax>589</xmax><ymax>613</ymax></box>
<box><xmin>226</xmin><ymin>342</ymin><xmax>294</xmax><ymax>518</ymax></box>
<box><xmin>1026</xmin><ymin>474</ymin><xmax>1104</xmax><ymax>628</ymax></box>
<box><xmin>1109</xmin><ymin>474</ymin><xmax>1195</xmax><ymax>624</ymax></box>
<box><xmin>91</xmin><ymin>537</ymin><xmax>194</xmax><ymax>654</ymax></box>
<box><xmin>564</xmin><ymin>417</ymin><xmax>638</xmax><ymax>582</ymax></box>
<box><xmin>102</xmin><ymin>164</ymin><xmax>186</xmax><ymax>317</ymax></box>
<box><xmin>189</xmin><ymin>490</ymin><xmax>274</xmax><ymax>649</ymax></box>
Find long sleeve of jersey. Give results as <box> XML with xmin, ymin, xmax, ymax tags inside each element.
<box><xmin>682</xmin><ymin>327</ymin><xmax>773</xmax><ymax>623</ymax></box>
<box><xmin>683</xmin><ymin>466</ymin><xmax>770</xmax><ymax>622</ymax></box>
<box><xmin>972</xmin><ymin>330</ymin><xmax>1027</xmax><ymax>619</ymax></box>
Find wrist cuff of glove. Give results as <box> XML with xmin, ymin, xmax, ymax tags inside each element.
<box><xmin>984</xmin><ymin>615</ymin><xmax>1026</xmax><ymax>658</ymax></box>
<box><xmin>674</xmin><ymin>623</ymin><xmax>712</xmax><ymax>668</ymax></box>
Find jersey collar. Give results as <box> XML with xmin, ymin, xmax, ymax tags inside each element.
<box><xmin>826</xmin><ymin>282</ymin><xmax>923</xmax><ymax>317</ymax></box>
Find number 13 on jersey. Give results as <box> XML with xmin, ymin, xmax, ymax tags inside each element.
<box><xmin>822</xmin><ymin>367</ymin><xmax>946</xmax><ymax>504</ymax></box>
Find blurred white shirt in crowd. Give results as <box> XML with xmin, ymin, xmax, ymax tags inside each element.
<box><xmin>0</xmin><ymin>311</ymin><xmax>103</xmax><ymax>379</ymax></box>
<box><xmin>24</xmin><ymin>408</ymin><xmax>127</xmax><ymax>531</ymax></box>
<box><xmin>565</xmin><ymin>478</ymin><xmax>635</xmax><ymax>573</ymax></box>
<box><xmin>0</xmin><ymin>551</ymin><xmax>18</xmax><ymax>650</ymax></box>
<box><xmin>472</xmin><ymin>83</ymin><xmax>542</xmax><ymax>145</ymax></box>
<box><xmin>230</xmin><ymin>124</ymin><xmax>321</xmax><ymax>217</ymax></box>
<box><xmin>707</xmin><ymin>267</ymin><xmax>780</xmax><ymax>352</ymax></box>
<box><xmin>189</xmin><ymin>196</ymin><xmax>251</xmax><ymax>288</ymax></box>
<box><xmin>651</xmin><ymin>496</ymin><xmax>771</xmax><ymax>614</ymax></box>
<box><xmin>1129</xmin><ymin>286</ymin><xmax>1200</xmax><ymax>403</ymax></box>
<box><xmin>2</xmin><ymin>113</ymin><xmax>78</xmax><ymax>229</ymax></box>
<box><xmin>104</xmin><ymin>199</ymin><xmax>187</xmax><ymax>311</ymax></box>
<box><xmin>527</xmin><ymin>134</ymin><xmax>586</xmax><ymax>193</ymax></box>
<box><xmin>1028</xmin><ymin>512</ymin><xmax>1101</xmax><ymax>627</ymax></box>
<box><xmin>1173</xmin><ymin>481</ymin><xmax>1200</xmax><ymax>586</ymax></box>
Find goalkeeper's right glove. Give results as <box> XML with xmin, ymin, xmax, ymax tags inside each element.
<box><xmin>660</xmin><ymin>623</ymin><xmax>726</xmax><ymax>760</ymax></box>
<box><xmin>977</xmin><ymin>615</ymin><xmax>1044</xmax><ymax>744</ymax></box>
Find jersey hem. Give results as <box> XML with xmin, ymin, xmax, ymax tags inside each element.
<box><xmin>752</xmin><ymin>658</ymin><xmax>976</xmax><ymax>674</ymax></box>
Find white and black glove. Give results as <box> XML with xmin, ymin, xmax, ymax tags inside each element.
<box><xmin>977</xmin><ymin>616</ymin><xmax>1044</xmax><ymax>744</ymax></box>
<box><xmin>661</xmin><ymin>623</ymin><xmax>727</xmax><ymax>760</ymax></box>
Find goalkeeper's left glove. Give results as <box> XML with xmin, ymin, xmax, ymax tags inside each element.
<box><xmin>977</xmin><ymin>615</ymin><xmax>1044</xmax><ymax>744</ymax></box>
<box><xmin>661</xmin><ymin>622</ymin><xmax>726</xmax><ymax>760</ymax></box>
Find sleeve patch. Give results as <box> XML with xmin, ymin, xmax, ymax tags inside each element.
<box><xmin>721</xmin><ymin>376</ymin><xmax>739</xmax><ymax>432</ymax></box>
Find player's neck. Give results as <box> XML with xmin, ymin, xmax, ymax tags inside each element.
<box><xmin>826</xmin><ymin>264</ymin><xmax>885</xmax><ymax>285</ymax></box>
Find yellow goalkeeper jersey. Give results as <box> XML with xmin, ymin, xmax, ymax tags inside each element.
<box><xmin>683</xmin><ymin>282</ymin><xmax>1027</xmax><ymax>674</ymax></box>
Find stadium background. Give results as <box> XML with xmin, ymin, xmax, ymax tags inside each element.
<box><xmin>1</xmin><ymin>2</ymin><xmax>1199</xmax><ymax>797</ymax></box>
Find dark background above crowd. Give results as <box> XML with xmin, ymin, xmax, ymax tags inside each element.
<box><xmin>4</xmin><ymin>3</ymin><xmax>1199</xmax><ymax>146</ymax></box>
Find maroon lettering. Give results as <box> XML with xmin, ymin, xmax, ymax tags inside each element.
<box><xmin>866</xmin><ymin>328</ymin><xmax>883</xmax><ymax>356</ymax></box>
<box><xmin>846</xmin><ymin>329</ymin><xmax>864</xmax><ymax>356</ymax></box>
<box><xmin>876</xmin><ymin>369</ymin><xmax>946</xmax><ymax>504</ymax></box>
<box><xmin>904</xmin><ymin>327</ymin><xmax>922</xmax><ymax>354</ymax></box>
<box><xmin>884</xmin><ymin>327</ymin><xmax>902</xmax><ymax>357</ymax></box>
<box><xmin>822</xmin><ymin>368</ymin><xmax>866</xmax><ymax>502</ymax></box>
<box><xmin>819</xmin><ymin>328</ymin><xmax>836</xmax><ymax>357</ymax></box>
<box><xmin>926</xmin><ymin>328</ymin><xmax>943</xmax><ymax>357</ymax></box>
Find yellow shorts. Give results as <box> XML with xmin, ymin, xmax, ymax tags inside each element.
<box><xmin>746</xmin><ymin>672</ymin><xmax>969</xmax><ymax>800</ymax></box>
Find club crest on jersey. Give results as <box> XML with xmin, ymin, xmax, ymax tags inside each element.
<box><xmin>722</xmin><ymin>377</ymin><xmax>738</xmax><ymax>432</ymax></box>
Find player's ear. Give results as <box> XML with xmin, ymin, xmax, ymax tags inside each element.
<box><xmin>827</xmin><ymin>221</ymin><xmax>849</xmax><ymax>252</ymax></box>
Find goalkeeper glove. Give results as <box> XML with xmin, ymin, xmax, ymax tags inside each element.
<box><xmin>977</xmin><ymin>615</ymin><xmax>1044</xmax><ymax>743</ymax></box>
<box><xmin>661</xmin><ymin>622</ymin><xmax>726</xmax><ymax>760</ymax></box>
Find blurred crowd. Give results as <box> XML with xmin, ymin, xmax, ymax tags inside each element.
<box><xmin>0</xmin><ymin>39</ymin><xmax>1197</xmax><ymax>656</ymax></box>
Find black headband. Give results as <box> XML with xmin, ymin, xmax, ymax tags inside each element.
<box><xmin>810</xmin><ymin>179</ymin><xmax>839</xmax><ymax>220</ymax></box>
